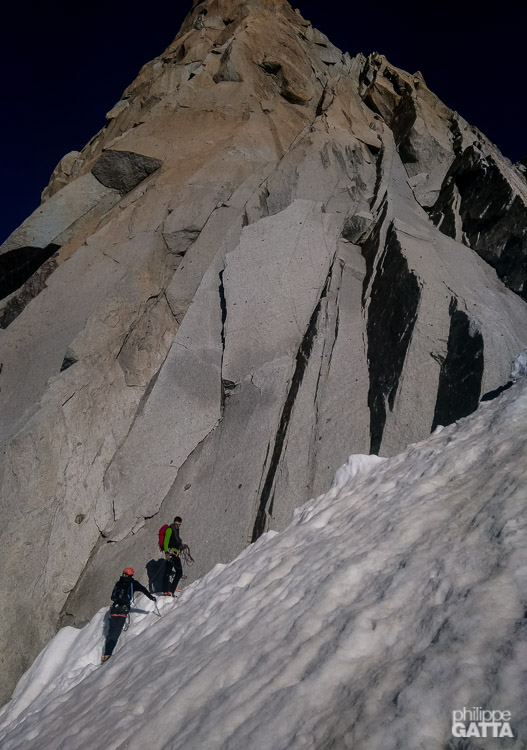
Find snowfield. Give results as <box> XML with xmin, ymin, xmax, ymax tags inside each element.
<box><xmin>0</xmin><ymin>379</ymin><xmax>526</xmax><ymax>749</ymax></box>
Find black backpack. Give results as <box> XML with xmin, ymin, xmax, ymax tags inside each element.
<box><xmin>111</xmin><ymin>578</ymin><xmax>133</xmax><ymax>607</ymax></box>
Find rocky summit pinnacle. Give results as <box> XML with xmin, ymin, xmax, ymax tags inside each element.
<box><xmin>0</xmin><ymin>0</ymin><xmax>526</xmax><ymax>705</ymax></box>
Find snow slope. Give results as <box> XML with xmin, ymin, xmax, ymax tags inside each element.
<box><xmin>0</xmin><ymin>380</ymin><xmax>526</xmax><ymax>749</ymax></box>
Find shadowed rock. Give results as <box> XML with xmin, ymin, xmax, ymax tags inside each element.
<box><xmin>0</xmin><ymin>244</ymin><xmax>60</xmax><ymax>303</ymax></box>
<box><xmin>0</xmin><ymin>248</ymin><xmax>59</xmax><ymax>328</ymax></box>
<box><xmin>91</xmin><ymin>150</ymin><xmax>163</xmax><ymax>194</ymax></box>
<box><xmin>430</xmin><ymin>145</ymin><xmax>527</xmax><ymax>299</ymax></box>
<box><xmin>365</xmin><ymin>224</ymin><xmax>420</xmax><ymax>454</ymax></box>
<box><xmin>432</xmin><ymin>299</ymin><xmax>484</xmax><ymax>430</ymax></box>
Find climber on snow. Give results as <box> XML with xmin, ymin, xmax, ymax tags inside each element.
<box><xmin>102</xmin><ymin>567</ymin><xmax>156</xmax><ymax>662</ymax></box>
<box><xmin>161</xmin><ymin>516</ymin><xmax>191</xmax><ymax>596</ymax></box>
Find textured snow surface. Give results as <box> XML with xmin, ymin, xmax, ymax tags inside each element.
<box><xmin>512</xmin><ymin>347</ymin><xmax>527</xmax><ymax>379</ymax></box>
<box><xmin>1</xmin><ymin>382</ymin><xmax>526</xmax><ymax>749</ymax></box>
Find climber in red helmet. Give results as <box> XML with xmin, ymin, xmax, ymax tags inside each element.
<box><xmin>101</xmin><ymin>567</ymin><xmax>156</xmax><ymax>662</ymax></box>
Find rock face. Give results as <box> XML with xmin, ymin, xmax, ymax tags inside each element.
<box><xmin>0</xmin><ymin>0</ymin><xmax>526</xmax><ymax>704</ymax></box>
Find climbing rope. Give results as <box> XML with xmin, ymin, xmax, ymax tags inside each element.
<box><xmin>180</xmin><ymin>547</ymin><xmax>195</xmax><ymax>566</ymax></box>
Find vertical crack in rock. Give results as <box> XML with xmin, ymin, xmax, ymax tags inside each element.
<box><xmin>251</xmin><ymin>269</ymin><xmax>333</xmax><ymax>542</ymax></box>
<box><xmin>365</xmin><ymin>225</ymin><xmax>420</xmax><ymax>454</ymax></box>
<box><xmin>307</xmin><ymin>260</ymin><xmax>343</xmax><ymax>494</ymax></box>
<box><xmin>317</xmin><ymin>300</ymin><xmax>340</xmax><ymax>403</ymax></box>
<box><xmin>360</xmin><ymin>201</ymin><xmax>389</xmax><ymax>306</ymax></box>
<box><xmin>431</xmin><ymin>299</ymin><xmax>484</xmax><ymax>431</ymax></box>
<box><xmin>368</xmin><ymin>144</ymin><xmax>387</xmax><ymax>213</ymax></box>
<box><xmin>218</xmin><ymin>267</ymin><xmax>231</xmax><ymax>410</ymax></box>
<box><xmin>250</xmin><ymin>438</ymin><xmax>272</xmax><ymax>542</ymax></box>
<box><xmin>219</xmin><ymin>268</ymin><xmax>227</xmax><ymax>352</ymax></box>
<box><xmin>314</xmin><ymin>258</ymin><xmax>343</xmax><ymax>407</ymax></box>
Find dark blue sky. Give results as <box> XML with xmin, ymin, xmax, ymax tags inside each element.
<box><xmin>1</xmin><ymin>0</ymin><xmax>525</xmax><ymax>244</ymax></box>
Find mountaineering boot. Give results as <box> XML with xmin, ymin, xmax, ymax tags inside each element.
<box><xmin>101</xmin><ymin>654</ymin><xmax>111</xmax><ymax>663</ymax></box>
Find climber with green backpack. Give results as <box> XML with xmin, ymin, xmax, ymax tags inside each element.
<box><xmin>101</xmin><ymin>567</ymin><xmax>156</xmax><ymax>662</ymax></box>
<box><xmin>160</xmin><ymin>516</ymin><xmax>192</xmax><ymax>596</ymax></box>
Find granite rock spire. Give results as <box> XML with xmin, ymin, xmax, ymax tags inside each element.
<box><xmin>0</xmin><ymin>0</ymin><xmax>526</xmax><ymax>704</ymax></box>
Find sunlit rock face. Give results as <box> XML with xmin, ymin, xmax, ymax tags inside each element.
<box><xmin>0</xmin><ymin>0</ymin><xmax>526</xmax><ymax>704</ymax></box>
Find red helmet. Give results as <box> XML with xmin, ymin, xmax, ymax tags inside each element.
<box><xmin>122</xmin><ymin>567</ymin><xmax>134</xmax><ymax>576</ymax></box>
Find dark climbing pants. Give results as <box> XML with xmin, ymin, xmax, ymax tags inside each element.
<box><xmin>163</xmin><ymin>554</ymin><xmax>183</xmax><ymax>594</ymax></box>
<box><xmin>104</xmin><ymin>612</ymin><xmax>127</xmax><ymax>657</ymax></box>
